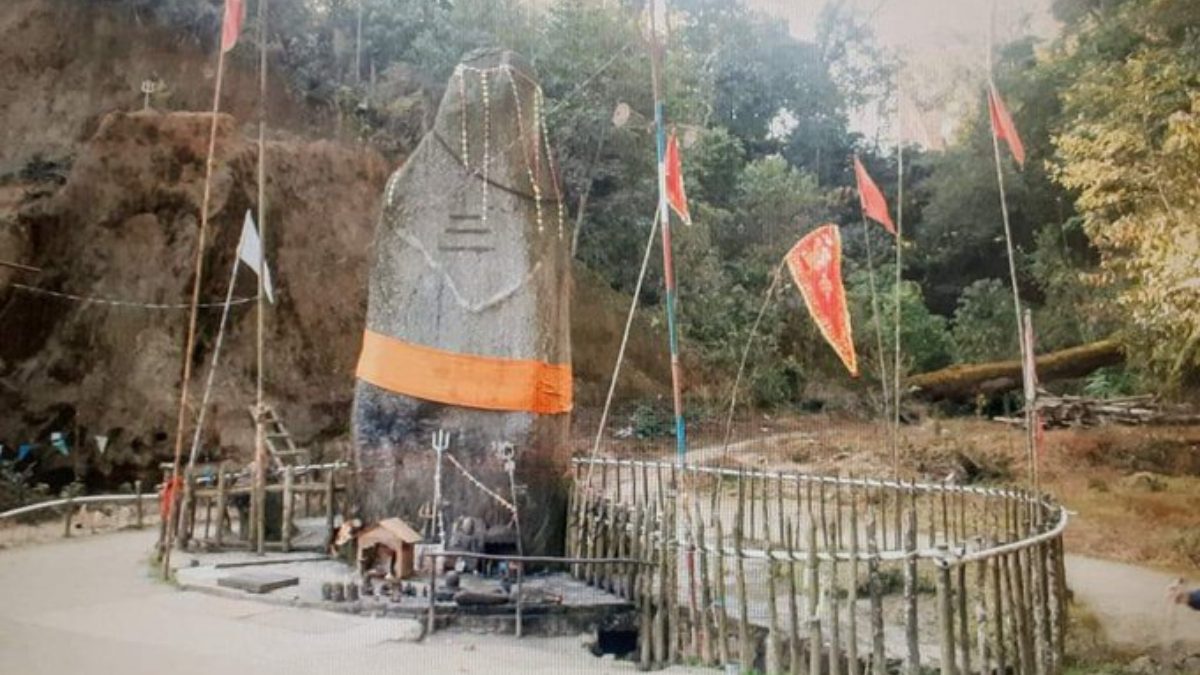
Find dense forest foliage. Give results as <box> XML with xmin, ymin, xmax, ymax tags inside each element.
<box><xmin>122</xmin><ymin>0</ymin><xmax>1200</xmax><ymax>407</ymax></box>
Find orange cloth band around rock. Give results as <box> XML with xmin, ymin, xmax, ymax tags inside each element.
<box><xmin>356</xmin><ymin>329</ymin><xmax>573</xmax><ymax>414</ymax></box>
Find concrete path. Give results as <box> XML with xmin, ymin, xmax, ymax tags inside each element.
<box><xmin>0</xmin><ymin>530</ymin><xmax>700</xmax><ymax>675</ymax></box>
<box><xmin>1066</xmin><ymin>554</ymin><xmax>1200</xmax><ymax>652</ymax></box>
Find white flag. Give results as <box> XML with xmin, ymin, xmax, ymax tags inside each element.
<box><xmin>95</xmin><ymin>435</ymin><xmax>109</xmax><ymax>455</ymax></box>
<box><xmin>237</xmin><ymin>210</ymin><xmax>275</xmax><ymax>304</ymax></box>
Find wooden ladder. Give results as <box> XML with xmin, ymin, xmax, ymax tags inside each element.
<box><xmin>248</xmin><ymin>405</ymin><xmax>308</xmax><ymax>469</ymax></box>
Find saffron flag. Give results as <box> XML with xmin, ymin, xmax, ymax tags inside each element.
<box><xmin>238</xmin><ymin>211</ymin><xmax>275</xmax><ymax>304</ymax></box>
<box><xmin>221</xmin><ymin>0</ymin><xmax>245</xmax><ymax>53</ymax></box>
<box><xmin>785</xmin><ymin>225</ymin><xmax>858</xmax><ymax>377</ymax></box>
<box><xmin>853</xmin><ymin>156</ymin><xmax>895</xmax><ymax>235</ymax></box>
<box><xmin>988</xmin><ymin>85</ymin><xmax>1026</xmax><ymax>168</ymax></box>
<box><xmin>665</xmin><ymin>132</ymin><xmax>691</xmax><ymax>225</ymax></box>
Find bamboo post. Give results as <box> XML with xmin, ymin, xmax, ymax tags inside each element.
<box><xmin>1046</xmin><ymin>540</ymin><xmax>1062</xmax><ymax>674</ymax></box>
<box><xmin>767</xmin><ymin>543</ymin><xmax>782</xmax><ymax>675</ymax></box>
<box><xmin>642</xmin><ymin>461</ymin><xmax>650</xmax><ymax>509</ymax></box>
<box><xmin>587</xmin><ymin>499</ymin><xmax>600</xmax><ymax>587</ymax></box>
<box><xmin>777</xmin><ymin>472</ymin><xmax>787</xmax><ymax>543</ymax></box>
<box><xmin>715</xmin><ymin>517</ymin><xmax>731</xmax><ymax>667</ymax></box>
<box><xmin>1056</xmin><ymin>536</ymin><xmax>1068</xmax><ymax>670</ymax></box>
<box><xmin>324</xmin><ymin>469</ymin><xmax>336</xmax><ymax>533</ymax></box>
<box><xmin>834</xmin><ymin>479</ymin><xmax>844</xmax><ymax>550</ymax></box>
<box><xmin>991</xmin><ymin>548</ymin><xmax>1008</xmax><ymax>675</ymax></box>
<box><xmin>936</xmin><ymin>559</ymin><xmax>957</xmax><ymax>675</ymax></box>
<box><xmin>807</xmin><ymin>522</ymin><xmax>822</xmax><ymax>675</ymax></box>
<box><xmin>620</xmin><ymin>507</ymin><xmax>633</xmax><ymax>600</ymax></box>
<box><xmin>761</xmin><ymin>471</ymin><xmax>769</xmax><ymax>541</ymax></box>
<box><xmin>134</xmin><ymin>480</ymin><xmax>144</xmax><ymax>529</ymax></box>
<box><xmin>819</xmin><ymin>480</ymin><xmax>829</xmax><ymax>550</ymax></box>
<box><xmin>281</xmin><ymin>466</ymin><xmax>294</xmax><ymax>552</ymax></box>
<box><xmin>427</xmin><ymin>551</ymin><xmax>438</xmax><ymax>635</ymax></box>
<box><xmin>203</xmin><ymin>491</ymin><xmax>213</xmax><ymax>540</ymax></box>
<box><xmin>187</xmin><ymin>470</ymin><xmax>199</xmax><ymax>543</ymax></box>
<box><xmin>1004</xmin><ymin>552</ymin><xmax>1028</xmax><ymax>675</ymax></box>
<box><xmin>749</xmin><ymin>470</ymin><xmax>757</xmax><ymax>541</ymax></box>
<box><xmin>630</xmin><ymin>505</ymin><xmax>642</xmax><ymax>603</ymax></box>
<box><xmin>867</xmin><ymin>516</ymin><xmax>885</xmax><ymax>675</ymax></box>
<box><xmin>1027</xmin><ymin>543</ymin><xmax>1044</xmax><ymax>675</ymax></box>
<box><xmin>904</xmin><ymin>496</ymin><xmax>920</xmax><ymax>674</ymax></box>
<box><xmin>878</xmin><ymin>485</ymin><xmax>888</xmax><ymax>550</ymax></box>
<box><xmin>848</xmin><ymin>488</ymin><xmax>860</xmax><ymax>675</ymax></box>
<box><xmin>1035</xmin><ymin>542</ymin><xmax>1050</xmax><ymax>675</ymax></box>
<box><xmin>940</xmin><ymin>484</ymin><xmax>950</xmax><ymax>545</ymax></box>
<box><xmin>667</xmin><ymin>494</ymin><xmax>681</xmax><ymax>663</ymax></box>
<box><xmin>695</xmin><ymin>499</ymin><xmax>714</xmax><ymax>665</ymax></box>
<box><xmin>788</xmin><ymin>520</ymin><xmax>802</xmax><ymax>675</ymax></box>
<box><xmin>214</xmin><ymin>464</ymin><xmax>227</xmax><ymax>546</ymax></box>
<box><xmin>62</xmin><ymin>495</ymin><xmax>74</xmax><ymax>538</ymax></box>
<box><xmin>828</xmin><ymin>521</ymin><xmax>842</xmax><ymax>675</ymax></box>
<box><xmin>156</xmin><ymin>469</ymin><xmax>170</xmax><ymax>555</ymax></box>
<box><xmin>566</xmin><ymin>468</ymin><xmax>577</xmax><ymax>570</ymax></box>
<box><xmin>1016</xmin><ymin>549</ymin><xmax>1035</xmax><ymax>675</ymax></box>
<box><xmin>605</xmin><ymin>501</ymin><xmax>618</xmax><ymax>593</ymax></box>
<box><xmin>654</xmin><ymin>500</ymin><xmax>668</xmax><ymax>668</ymax></box>
<box><xmin>178</xmin><ymin>469</ymin><xmax>194</xmax><ymax>550</ymax></box>
<box><xmin>640</xmin><ymin>503</ymin><xmax>654</xmax><ymax>671</ymax></box>
<box><xmin>976</xmin><ymin>558</ymin><xmax>992</xmax><ymax>675</ymax></box>
<box><xmin>958</xmin><ymin>559</ymin><xmax>971</xmax><ymax>673</ymax></box>
<box><xmin>735</xmin><ymin>496</ymin><xmax>751</xmax><ymax>672</ymax></box>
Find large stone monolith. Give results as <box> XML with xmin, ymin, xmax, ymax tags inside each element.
<box><xmin>352</xmin><ymin>49</ymin><xmax>572</xmax><ymax>556</ymax></box>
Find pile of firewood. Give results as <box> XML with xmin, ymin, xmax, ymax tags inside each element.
<box><xmin>995</xmin><ymin>392</ymin><xmax>1200</xmax><ymax>428</ymax></box>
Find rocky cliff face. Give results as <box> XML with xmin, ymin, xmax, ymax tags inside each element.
<box><xmin>1</xmin><ymin>109</ymin><xmax>389</xmax><ymax>490</ymax></box>
<box><xmin>0</xmin><ymin>0</ymin><xmax>671</xmax><ymax>493</ymax></box>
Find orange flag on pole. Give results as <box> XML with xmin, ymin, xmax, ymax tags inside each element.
<box><xmin>221</xmin><ymin>0</ymin><xmax>246</xmax><ymax>53</ymax></box>
<box><xmin>853</xmin><ymin>156</ymin><xmax>895</xmax><ymax>235</ymax></box>
<box><xmin>665</xmin><ymin>132</ymin><xmax>691</xmax><ymax>225</ymax></box>
<box><xmin>988</xmin><ymin>84</ymin><xmax>1026</xmax><ymax>168</ymax></box>
<box><xmin>785</xmin><ymin>225</ymin><xmax>858</xmax><ymax>377</ymax></box>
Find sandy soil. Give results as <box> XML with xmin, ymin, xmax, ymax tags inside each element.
<box><xmin>0</xmin><ymin>530</ymin><xmax>705</xmax><ymax>675</ymax></box>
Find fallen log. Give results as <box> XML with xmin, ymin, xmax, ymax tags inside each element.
<box><xmin>907</xmin><ymin>339</ymin><xmax>1124</xmax><ymax>401</ymax></box>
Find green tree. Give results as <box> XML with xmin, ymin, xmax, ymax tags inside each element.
<box><xmin>951</xmin><ymin>278</ymin><xmax>1020</xmax><ymax>363</ymax></box>
<box><xmin>1050</xmin><ymin>0</ymin><xmax>1200</xmax><ymax>381</ymax></box>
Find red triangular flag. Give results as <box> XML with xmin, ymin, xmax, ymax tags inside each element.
<box><xmin>665</xmin><ymin>132</ymin><xmax>691</xmax><ymax>225</ymax></box>
<box><xmin>785</xmin><ymin>225</ymin><xmax>858</xmax><ymax>377</ymax></box>
<box><xmin>988</xmin><ymin>85</ymin><xmax>1026</xmax><ymax>168</ymax></box>
<box><xmin>853</xmin><ymin>156</ymin><xmax>895</xmax><ymax>235</ymax></box>
<box><xmin>221</xmin><ymin>0</ymin><xmax>246</xmax><ymax>53</ymax></box>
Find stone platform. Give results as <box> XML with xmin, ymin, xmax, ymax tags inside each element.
<box><xmin>172</xmin><ymin>548</ymin><xmax>634</xmax><ymax>638</ymax></box>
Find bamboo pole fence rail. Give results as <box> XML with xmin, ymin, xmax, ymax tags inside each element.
<box><xmin>569</xmin><ymin>457</ymin><xmax>1069</xmax><ymax>674</ymax></box>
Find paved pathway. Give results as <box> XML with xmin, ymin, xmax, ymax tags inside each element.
<box><xmin>0</xmin><ymin>530</ymin><xmax>700</xmax><ymax>675</ymax></box>
<box><xmin>1065</xmin><ymin>554</ymin><xmax>1200</xmax><ymax>652</ymax></box>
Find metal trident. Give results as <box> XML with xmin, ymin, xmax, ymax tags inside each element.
<box><xmin>431</xmin><ymin>429</ymin><xmax>450</xmax><ymax>546</ymax></box>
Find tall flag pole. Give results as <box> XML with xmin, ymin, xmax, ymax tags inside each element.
<box><xmin>853</xmin><ymin>155</ymin><xmax>893</xmax><ymax>456</ymax></box>
<box><xmin>648</xmin><ymin>0</ymin><xmax>696</xmax><ymax>637</ymax></box>
<box><xmin>162</xmin><ymin>0</ymin><xmax>242</xmax><ymax>578</ymax></box>
<box><xmin>253</xmin><ymin>0</ymin><xmax>270</xmax><ymax>557</ymax></box>
<box><xmin>987</xmin><ymin>0</ymin><xmax>1036</xmax><ymax>490</ymax></box>
<box><xmin>647</xmin><ymin>0</ymin><xmax>686</xmax><ymax>474</ymax></box>
<box><xmin>892</xmin><ymin>82</ymin><xmax>906</xmax><ymax>481</ymax></box>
